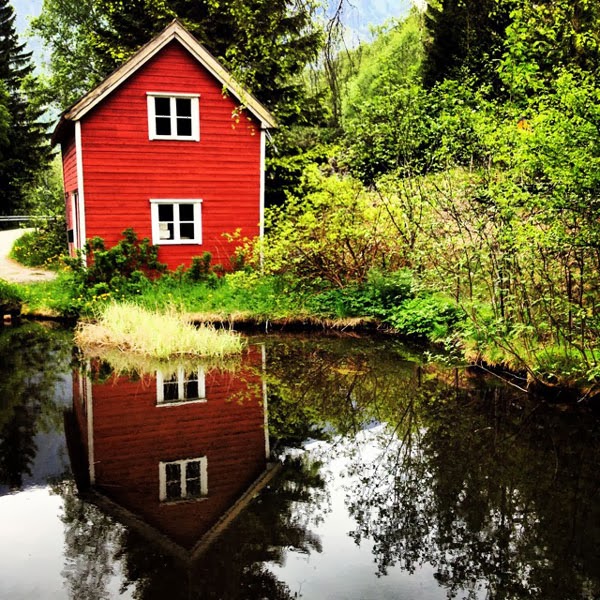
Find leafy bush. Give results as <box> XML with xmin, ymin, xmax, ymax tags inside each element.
<box><xmin>68</xmin><ymin>228</ymin><xmax>166</xmax><ymax>285</ymax></box>
<box><xmin>184</xmin><ymin>252</ymin><xmax>217</xmax><ymax>284</ymax></box>
<box><xmin>307</xmin><ymin>269</ymin><xmax>414</xmax><ymax>318</ymax></box>
<box><xmin>10</xmin><ymin>219</ymin><xmax>67</xmax><ymax>268</ymax></box>
<box><xmin>385</xmin><ymin>295</ymin><xmax>464</xmax><ymax>340</ymax></box>
<box><xmin>12</xmin><ymin>155</ymin><xmax>68</xmax><ymax>267</ymax></box>
<box><xmin>264</xmin><ymin>167</ymin><xmax>407</xmax><ymax>286</ymax></box>
<box><xmin>54</xmin><ymin>229</ymin><xmax>166</xmax><ymax>315</ymax></box>
<box><xmin>0</xmin><ymin>279</ymin><xmax>23</xmax><ymax>308</ymax></box>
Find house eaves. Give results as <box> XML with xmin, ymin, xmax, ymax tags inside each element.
<box><xmin>53</xmin><ymin>19</ymin><xmax>277</xmax><ymax>145</ymax></box>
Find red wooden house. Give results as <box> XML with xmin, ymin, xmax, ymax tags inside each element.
<box><xmin>52</xmin><ymin>20</ymin><xmax>277</xmax><ymax>270</ymax></box>
<box><xmin>66</xmin><ymin>347</ymin><xmax>279</xmax><ymax>559</ymax></box>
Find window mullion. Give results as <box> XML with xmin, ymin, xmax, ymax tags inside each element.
<box><xmin>170</xmin><ymin>97</ymin><xmax>177</xmax><ymax>139</ymax></box>
<box><xmin>181</xmin><ymin>462</ymin><xmax>187</xmax><ymax>498</ymax></box>
<box><xmin>173</xmin><ymin>204</ymin><xmax>180</xmax><ymax>242</ymax></box>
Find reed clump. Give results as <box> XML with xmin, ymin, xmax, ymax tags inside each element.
<box><xmin>75</xmin><ymin>302</ymin><xmax>244</xmax><ymax>359</ymax></box>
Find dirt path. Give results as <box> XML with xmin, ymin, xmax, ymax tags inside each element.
<box><xmin>0</xmin><ymin>228</ymin><xmax>57</xmax><ymax>284</ymax></box>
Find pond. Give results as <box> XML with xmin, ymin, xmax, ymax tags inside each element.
<box><xmin>0</xmin><ymin>322</ymin><xmax>599</xmax><ymax>599</ymax></box>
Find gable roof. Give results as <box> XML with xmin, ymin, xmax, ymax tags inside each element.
<box><xmin>52</xmin><ymin>19</ymin><xmax>277</xmax><ymax>144</ymax></box>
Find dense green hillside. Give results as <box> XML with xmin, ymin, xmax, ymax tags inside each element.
<box><xmin>264</xmin><ymin>2</ymin><xmax>600</xmax><ymax>388</ymax></box>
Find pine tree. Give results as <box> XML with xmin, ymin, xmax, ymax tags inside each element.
<box><xmin>0</xmin><ymin>0</ymin><xmax>48</xmax><ymax>218</ymax></box>
<box><xmin>423</xmin><ymin>0</ymin><xmax>516</xmax><ymax>92</ymax></box>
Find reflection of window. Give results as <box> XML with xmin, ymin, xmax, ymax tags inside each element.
<box><xmin>159</xmin><ymin>457</ymin><xmax>207</xmax><ymax>502</ymax></box>
<box><xmin>150</xmin><ymin>199</ymin><xmax>202</xmax><ymax>245</ymax></box>
<box><xmin>147</xmin><ymin>93</ymin><xmax>200</xmax><ymax>141</ymax></box>
<box><xmin>156</xmin><ymin>367</ymin><xmax>206</xmax><ymax>405</ymax></box>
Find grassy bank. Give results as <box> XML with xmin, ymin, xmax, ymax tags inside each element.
<box><xmin>3</xmin><ymin>213</ymin><xmax>599</xmax><ymax>396</ymax></box>
<box><xmin>75</xmin><ymin>302</ymin><xmax>244</xmax><ymax>359</ymax></box>
<box><xmin>15</xmin><ymin>265</ymin><xmax>462</xmax><ymax>337</ymax></box>
<box><xmin>4</xmin><ymin>264</ymin><xmax>594</xmax><ymax>395</ymax></box>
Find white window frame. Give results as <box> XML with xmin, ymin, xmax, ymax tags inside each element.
<box><xmin>159</xmin><ymin>456</ymin><xmax>208</xmax><ymax>502</ymax></box>
<box><xmin>156</xmin><ymin>367</ymin><xmax>207</xmax><ymax>406</ymax></box>
<box><xmin>147</xmin><ymin>92</ymin><xmax>200</xmax><ymax>141</ymax></box>
<box><xmin>150</xmin><ymin>199</ymin><xmax>202</xmax><ymax>245</ymax></box>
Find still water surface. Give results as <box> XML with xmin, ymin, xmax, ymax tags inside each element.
<box><xmin>0</xmin><ymin>323</ymin><xmax>599</xmax><ymax>599</ymax></box>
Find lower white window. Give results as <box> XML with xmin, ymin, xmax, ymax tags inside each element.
<box><xmin>156</xmin><ymin>367</ymin><xmax>206</xmax><ymax>405</ymax></box>
<box><xmin>150</xmin><ymin>199</ymin><xmax>202</xmax><ymax>245</ymax></box>
<box><xmin>159</xmin><ymin>457</ymin><xmax>208</xmax><ymax>502</ymax></box>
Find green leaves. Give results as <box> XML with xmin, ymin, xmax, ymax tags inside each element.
<box><xmin>264</xmin><ymin>166</ymin><xmax>409</xmax><ymax>286</ymax></box>
<box><xmin>32</xmin><ymin>0</ymin><xmax>322</xmax><ymax>121</ymax></box>
<box><xmin>0</xmin><ymin>0</ymin><xmax>49</xmax><ymax>215</ymax></box>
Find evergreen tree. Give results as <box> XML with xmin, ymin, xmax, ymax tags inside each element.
<box><xmin>0</xmin><ymin>0</ymin><xmax>48</xmax><ymax>218</ymax></box>
<box><xmin>423</xmin><ymin>0</ymin><xmax>516</xmax><ymax>91</ymax></box>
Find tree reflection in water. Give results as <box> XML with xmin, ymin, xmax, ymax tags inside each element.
<box><xmin>342</xmin><ymin>383</ymin><xmax>600</xmax><ymax>599</ymax></box>
<box><xmin>0</xmin><ymin>323</ymin><xmax>71</xmax><ymax>491</ymax></box>
<box><xmin>56</xmin><ymin>333</ymin><xmax>600</xmax><ymax>599</ymax></box>
<box><xmin>56</xmin><ymin>479</ymin><xmax>123</xmax><ymax>600</ymax></box>
<box><xmin>57</xmin><ymin>456</ymin><xmax>326</xmax><ymax>600</ymax></box>
<box><xmin>263</xmin><ymin>335</ymin><xmax>600</xmax><ymax>599</ymax></box>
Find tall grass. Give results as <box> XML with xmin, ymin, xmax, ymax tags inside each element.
<box><xmin>76</xmin><ymin>346</ymin><xmax>243</xmax><ymax>380</ymax></box>
<box><xmin>75</xmin><ymin>302</ymin><xmax>244</xmax><ymax>359</ymax></box>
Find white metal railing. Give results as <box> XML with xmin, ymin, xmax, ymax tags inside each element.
<box><xmin>0</xmin><ymin>215</ymin><xmax>57</xmax><ymax>222</ymax></box>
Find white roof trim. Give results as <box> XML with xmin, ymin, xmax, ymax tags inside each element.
<box><xmin>63</xmin><ymin>20</ymin><xmax>277</xmax><ymax>130</ymax></box>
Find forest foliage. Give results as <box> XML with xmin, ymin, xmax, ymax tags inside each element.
<box><xmin>267</xmin><ymin>0</ymin><xmax>600</xmax><ymax>386</ymax></box>
<box><xmin>0</xmin><ymin>0</ymin><xmax>48</xmax><ymax>218</ymax></box>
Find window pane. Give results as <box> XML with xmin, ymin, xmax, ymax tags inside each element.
<box><xmin>158</xmin><ymin>204</ymin><xmax>173</xmax><ymax>222</ymax></box>
<box><xmin>163</xmin><ymin>381</ymin><xmax>179</xmax><ymax>400</ymax></box>
<box><xmin>179</xmin><ymin>204</ymin><xmax>194</xmax><ymax>221</ymax></box>
<box><xmin>155</xmin><ymin>97</ymin><xmax>171</xmax><ymax>116</ymax></box>
<box><xmin>165</xmin><ymin>463</ymin><xmax>180</xmax><ymax>483</ymax></box>
<box><xmin>186</xmin><ymin>478</ymin><xmax>201</xmax><ymax>498</ymax></box>
<box><xmin>165</xmin><ymin>463</ymin><xmax>182</xmax><ymax>500</ymax></box>
<box><xmin>179</xmin><ymin>223</ymin><xmax>195</xmax><ymax>240</ymax></box>
<box><xmin>186</xmin><ymin>460</ymin><xmax>202</xmax><ymax>498</ymax></box>
<box><xmin>166</xmin><ymin>480</ymin><xmax>181</xmax><ymax>500</ymax></box>
<box><xmin>176</xmin><ymin>98</ymin><xmax>192</xmax><ymax>117</ymax></box>
<box><xmin>157</xmin><ymin>222</ymin><xmax>173</xmax><ymax>240</ymax></box>
<box><xmin>176</xmin><ymin>117</ymin><xmax>192</xmax><ymax>137</ymax></box>
<box><xmin>186</xmin><ymin>461</ymin><xmax>200</xmax><ymax>478</ymax></box>
<box><xmin>156</xmin><ymin>117</ymin><xmax>171</xmax><ymax>136</ymax></box>
<box><xmin>185</xmin><ymin>379</ymin><xmax>199</xmax><ymax>398</ymax></box>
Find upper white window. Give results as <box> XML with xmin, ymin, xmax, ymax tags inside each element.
<box><xmin>150</xmin><ymin>199</ymin><xmax>202</xmax><ymax>245</ymax></box>
<box><xmin>147</xmin><ymin>93</ymin><xmax>200</xmax><ymax>141</ymax></box>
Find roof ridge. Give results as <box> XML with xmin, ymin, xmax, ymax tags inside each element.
<box><xmin>52</xmin><ymin>20</ymin><xmax>276</xmax><ymax>145</ymax></box>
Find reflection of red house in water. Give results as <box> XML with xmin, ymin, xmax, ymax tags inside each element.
<box><xmin>66</xmin><ymin>347</ymin><xmax>278</xmax><ymax>560</ymax></box>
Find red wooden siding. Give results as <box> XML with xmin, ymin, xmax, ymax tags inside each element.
<box><xmin>72</xmin><ymin>350</ymin><xmax>267</xmax><ymax>550</ymax></box>
<box><xmin>62</xmin><ymin>136</ymin><xmax>78</xmax><ymax>198</ymax></box>
<box><xmin>61</xmin><ymin>136</ymin><xmax>78</xmax><ymax>238</ymax></box>
<box><xmin>78</xmin><ymin>41</ymin><xmax>262</xmax><ymax>270</ymax></box>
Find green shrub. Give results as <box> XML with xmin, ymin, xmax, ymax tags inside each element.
<box><xmin>56</xmin><ymin>229</ymin><xmax>167</xmax><ymax>315</ymax></box>
<box><xmin>66</xmin><ymin>229</ymin><xmax>165</xmax><ymax>285</ymax></box>
<box><xmin>10</xmin><ymin>219</ymin><xmax>67</xmax><ymax>268</ymax></box>
<box><xmin>307</xmin><ymin>269</ymin><xmax>414</xmax><ymax>318</ymax></box>
<box><xmin>264</xmin><ymin>167</ymin><xmax>407</xmax><ymax>286</ymax></box>
<box><xmin>184</xmin><ymin>252</ymin><xmax>219</xmax><ymax>287</ymax></box>
<box><xmin>385</xmin><ymin>295</ymin><xmax>464</xmax><ymax>340</ymax></box>
<box><xmin>0</xmin><ymin>279</ymin><xmax>23</xmax><ymax>307</ymax></box>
